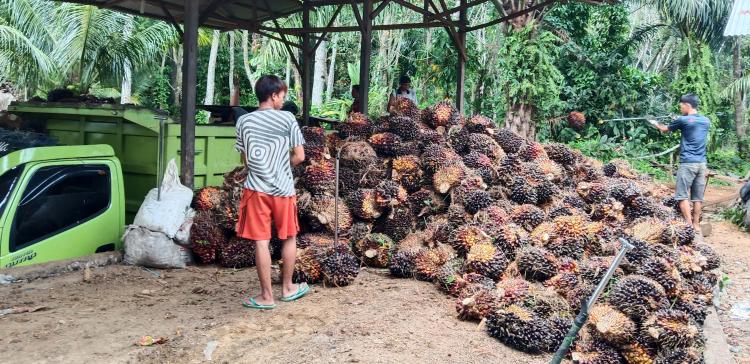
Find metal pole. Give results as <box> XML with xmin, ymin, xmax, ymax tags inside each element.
<box><xmin>302</xmin><ymin>5</ymin><xmax>313</xmax><ymax>126</ymax></box>
<box><xmin>156</xmin><ymin>114</ymin><xmax>166</xmax><ymax>201</ymax></box>
<box><xmin>359</xmin><ymin>0</ymin><xmax>372</xmax><ymax>115</ymax></box>
<box><xmin>600</xmin><ymin>115</ymin><xmax>674</xmax><ymax>123</ymax></box>
<box><xmin>455</xmin><ymin>0</ymin><xmax>466</xmax><ymax>114</ymax></box>
<box><xmin>549</xmin><ymin>237</ymin><xmax>634</xmax><ymax>364</ymax></box>
<box><xmin>180</xmin><ymin>0</ymin><xmax>198</xmax><ymax>189</ymax></box>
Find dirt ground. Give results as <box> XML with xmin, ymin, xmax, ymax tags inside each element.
<box><xmin>0</xmin><ymin>183</ymin><xmax>747</xmax><ymax>364</ymax></box>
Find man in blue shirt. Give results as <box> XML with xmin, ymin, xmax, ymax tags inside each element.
<box><xmin>652</xmin><ymin>94</ymin><xmax>710</xmax><ymax>232</ymax></box>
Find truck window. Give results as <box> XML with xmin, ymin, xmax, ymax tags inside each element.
<box><xmin>10</xmin><ymin>164</ymin><xmax>111</xmax><ymax>252</ymax></box>
<box><xmin>0</xmin><ymin>166</ymin><xmax>24</xmax><ymax>219</ymax></box>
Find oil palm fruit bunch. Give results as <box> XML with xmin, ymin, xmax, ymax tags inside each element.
<box><xmin>381</xmin><ymin>206</ymin><xmax>415</xmax><ymax>242</ymax></box>
<box><xmin>434</xmin><ymin>259</ymin><xmax>468</xmax><ymax>296</ymax></box>
<box><xmin>348</xmin><ymin>189</ymin><xmax>383</xmax><ymax>221</ymax></box>
<box><xmin>303</xmin><ymin>195</ymin><xmax>352</xmax><ymax>234</ymax></box>
<box><xmin>301</xmin><ymin>158</ymin><xmax>336</xmax><ymax>195</ymax></box>
<box><xmin>473</xmin><ymin>204</ymin><xmax>510</xmax><ymax>234</ymax></box>
<box><xmin>348</xmin><ymin>222</ymin><xmax>372</xmax><ymax>246</ymax></box>
<box><xmin>638</xmin><ymin>256</ymin><xmax>683</xmax><ymax>297</ymax></box>
<box><xmin>675</xmin><ymin>292</ymin><xmax>709</xmax><ymax>324</ymax></box>
<box><xmin>620</xmin><ymin>335</ymin><xmax>658</xmax><ymax>364</ymax></box>
<box><xmin>388</xmin><ymin>115</ymin><xmax>420</xmax><ymax>141</ymax></box>
<box><xmin>388</xmin><ymin>250</ymin><xmax>419</xmax><ymax>278</ymax></box>
<box><xmin>193</xmin><ymin>186</ymin><xmax>224</xmax><ymax>211</ymax></box>
<box><xmin>567</xmin><ymin>111</ymin><xmax>586</xmax><ymax>129</ymax></box>
<box><xmin>320</xmin><ymin>244</ymin><xmax>360</xmax><ymax>287</ymax></box>
<box><xmin>609</xmin><ymin>180</ymin><xmax>641</xmax><ymax>204</ymax></box>
<box><xmin>449</xmin><ymin>224</ymin><xmax>492</xmax><ymax>256</ymax></box>
<box><xmin>642</xmin><ymin>309</ymin><xmax>701</xmax><ymax>349</ymax></box>
<box><xmin>463</xmin><ymin>189</ymin><xmax>493</xmax><ymax>215</ymax></box>
<box><xmin>421</xmin><ymin>144</ymin><xmax>462</xmax><ymax>173</ymax></box>
<box><xmin>338</xmin><ymin>141</ymin><xmax>377</xmax><ymax>170</ymax></box>
<box><xmin>485</xmin><ymin>304</ymin><xmax>559</xmax><ymax>353</ymax></box>
<box><xmin>432</xmin><ymin>163</ymin><xmax>467</xmax><ymax>194</ymax></box>
<box><xmin>493</xmin><ymin>128</ymin><xmax>525</xmax><ymax>154</ymax></box>
<box><xmin>626</xmin><ymin>196</ymin><xmax>658</xmax><ymax>220</ymax></box>
<box><xmin>407</xmin><ymin>188</ymin><xmax>447</xmax><ymax>217</ymax></box>
<box><xmin>337</xmin><ymin>112</ymin><xmax>372</xmax><ymax>140</ymax></box>
<box><xmin>374</xmin><ymin>180</ymin><xmax>408</xmax><ymax>208</ymax></box>
<box><xmin>520</xmin><ymin>142</ymin><xmax>548</xmax><ymax>162</ymax></box>
<box><xmin>391</xmin><ymin>155</ymin><xmax>423</xmax><ymax>192</ymax></box>
<box><xmin>511</xmin><ymin>204</ymin><xmax>545</xmax><ymax>231</ymax></box>
<box><xmin>516</xmin><ymin>246</ymin><xmax>559</xmax><ymax>281</ymax></box>
<box><xmin>355</xmin><ymin>233</ymin><xmax>393</xmax><ymax>268</ymax></box>
<box><xmin>571</xmin><ymin>337</ymin><xmax>624</xmax><ymax>364</ymax></box>
<box><xmin>493</xmin><ymin>224</ymin><xmax>529</xmax><ymax>260</ymax></box>
<box><xmin>576</xmin><ymin>182</ymin><xmax>609</xmax><ymax>204</ymax></box>
<box><xmin>462</xmin><ymin>151</ymin><xmax>496</xmax><ymax>184</ymax></box>
<box><xmin>293</xmin><ymin>247</ymin><xmax>324</xmax><ymax>283</ymax></box>
<box><xmin>509</xmin><ymin>177</ymin><xmax>538</xmax><ymax>205</ymax></box>
<box><xmin>660</xmin><ymin>219</ymin><xmax>695</xmax><ymax>246</ymax></box>
<box><xmin>654</xmin><ymin>346</ymin><xmax>703</xmax><ymax>364</ymax></box>
<box><xmin>496</xmin><ymin>277</ymin><xmax>532</xmax><ymax>305</ymax></box>
<box><xmin>302</xmin><ymin>126</ymin><xmax>327</xmax><ymax>146</ymax></box>
<box><xmin>456</xmin><ymin>286</ymin><xmax>501</xmax><ymax>321</ymax></box>
<box><xmin>694</xmin><ymin>243</ymin><xmax>720</xmax><ymax>270</ymax></box>
<box><xmin>544</xmin><ymin>271</ymin><xmax>579</xmax><ymax>295</ymax></box>
<box><xmin>465</xmin><ymin>115</ymin><xmax>494</xmax><ymax>133</ymax></box>
<box><xmin>587</xmin><ymin>304</ymin><xmax>636</xmax><ymax>345</ymax></box>
<box><xmin>296</xmin><ymin>232</ymin><xmax>337</xmax><ymax>249</ymax></box>
<box><xmin>590</xmin><ymin>197</ymin><xmax>625</xmax><ymax>223</ymax></box>
<box><xmin>218</xmin><ymin>235</ymin><xmax>256</xmax><ymax>268</ymax></box>
<box><xmin>543</xmin><ymin>143</ymin><xmax>578</xmax><ymax>167</ymax></box>
<box><xmin>467</xmin><ymin>133</ymin><xmax>505</xmax><ymax>161</ymax></box>
<box><xmin>628</xmin><ymin>217</ymin><xmax>666</xmax><ymax>244</ymax></box>
<box><xmin>413</xmin><ymin>246</ymin><xmax>454</xmax><ymax>281</ymax></box>
<box><xmin>603</xmin><ymin>158</ymin><xmax>638</xmax><ymax>179</ymax></box>
<box><xmin>190</xmin><ymin>210</ymin><xmax>225</xmax><ymax>264</ymax></box>
<box><xmin>368</xmin><ymin>132</ymin><xmax>403</xmax><ymax>157</ymax></box>
<box><xmin>466</xmin><ymin>243</ymin><xmax>508</xmax><ymax>280</ymax></box>
<box><xmin>425</xmin><ymin>100</ymin><xmax>460</xmax><ymax>128</ymax></box>
<box><xmin>608</xmin><ymin>275</ymin><xmax>669</xmax><ymax>321</ymax></box>
<box><xmin>391</xmin><ymin>96</ymin><xmax>420</xmax><ymax>120</ymax></box>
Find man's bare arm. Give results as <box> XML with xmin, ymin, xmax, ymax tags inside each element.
<box><xmin>290</xmin><ymin>145</ymin><xmax>305</xmax><ymax>166</ymax></box>
<box><xmin>648</xmin><ymin>119</ymin><xmax>670</xmax><ymax>133</ymax></box>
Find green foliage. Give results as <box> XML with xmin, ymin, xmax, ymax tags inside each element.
<box><xmin>721</xmin><ymin>205</ymin><xmax>748</xmax><ymax>231</ymax></box>
<box><xmin>195</xmin><ymin>110</ymin><xmax>210</xmax><ymax>125</ymax></box>
<box><xmin>141</xmin><ymin>66</ymin><xmax>171</xmax><ymax>111</ymax></box>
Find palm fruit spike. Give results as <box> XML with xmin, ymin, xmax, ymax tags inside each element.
<box><xmin>338</xmin><ymin>141</ymin><xmax>377</xmax><ymax>170</ymax></box>
<box><xmin>292</xmin><ymin>247</ymin><xmax>323</xmax><ymax>283</ymax></box>
<box><xmin>567</xmin><ymin>111</ymin><xmax>586</xmax><ymax>129</ymax></box>
<box><xmin>355</xmin><ymin>233</ymin><xmax>393</xmax><ymax>268</ymax></box>
<box><xmin>388</xmin><ymin>115</ymin><xmax>420</xmax><ymax>141</ymax></box>
<box><xmin>374</xmin><ymin>180</ymin><xmax>408</xmax><ymax>208</ymax></box>
<box><xmin>642</xmin><ymin>309</ymin><xmax>700</xmax><ymax>349</ymax></box>
<box><xmin>511</xmin><ymin>204</ymin><xmax>545</xmax><ymax>231</ymax></box>
<box><xmin>509</xmin><ymin>177</ymin><xmax>538</xmax><ymax>205</ymax></box>
<box><xmin>426</xmin><ymin>100</ymin><xmax>459</xmax><ymax>128</ymax></box>
<box><xmin>302</xmin><ymin>158</ymin><xmax>336</xmax><ymax>195</ymax></box>
<box><xmin>368</xmin><ymin>132</ymin><xmax>402</xmax><ymax>157</ymax></box>
<box><xmin>408</xmin><ymin>188</ymin><xmax>447</xmax><ymax>217</ymax></box>
<box><xmin>413</xmin><ymin>246</ymin><xmax>453</xmax><ymax>281</ymax></box>
<box><xmin>348</xmin><ymin>189</ymin><xmax>383</xmax><ymax>220</ymax></box>
<box><xmin>463</xmin><ymin>189</ymin><xmax>493</xmax><ymax>215</ymax></box>
<box><xmin>467</xmin><ymin>133</ymin><xmax>505</xmax><ymax>161</ymax></box>
<box><xmin>653</xmin><ymin>347</ymin><xmax>703</xmax><ymax>364</ymax></box>
<box><xmin>466</xmin><ymin>243</ymin><xmax>508</xmax><ymax>280</ymax></box>
<box><xmin>192</xmin><ymin>186</ymin><xmax>224</xmax><ymax>211</ymax></box>
<box><xmin>493</xmin><ymin>128</ymin><xmax>525</xmax><ymax>154</ymax></box>
<box><xmin>337</xmin><ymin>112</ymin><xmax>372</xmax><ymax>140</ymax></box>
<box><xmin>456</xmin><ymin>286</ymin><xmax>501</xmax><ymax>321</ymax></box>
<box><xmin>660</xmin><ymin>219</ymin><xmax>695</xmax><ymax>246</ymax></box>
<box><xmin>218</xmin><ymin>235</ymin><xmax>256</xmax><ymax>268</ymax></box>
<box><xmin>608</xmin><ymin>275</ymin><xmax>669</xmax><ymax>321</ymax></box>
<box><xmin>485</xmin><ymin>304</ymin><xmax>554</xmax><ymax>353</ymax></box>
<box><xmin>449</xmin><ymin>224</ymin><xmax>492</xmax><ymax>256</ymax></box>
<box><xmin>320</xmin><ymin>244</ymin><xmax>360</xmax><ymax>287</ymax></box>
<box><xmin>391</xmin><ymin>96</ymin><xmax>420</xmax><ymax>120</ymax></box>
<box><xmin>432</xmin><ymin>163</ymin><xmax>467</xmax><ymax>194</ymax></box>
<box><xmin>520</xmin><ymin>142</ymin><xmax>548</xmax><ymax>162</ymax></box>
<box><xmin>587</xmin><ymin>304</ymin><xmax>636</xmax><ymax>345</ymax></box>
<box><xmin>381</xmin><ymin>206</ymin><xmax>415</xmax><ymax>242</ymax></box>
<box><xmin>389</xmin><ymin>250</ymin><xmax>418</xmax><ymax>278</ymax></box>
<box><xmin>465</xmin><ymin>114</ymin><xmax>494</xmax><ymax>133</ymax></box>
<box><xmin>638</xmin><ymin>256</ymin><xmax>683</xmax><ymax>296</ymax></box>
<box><xmin>516</xmin><ymin>246</ymin><xmax>559</xmax><ymax>281</ymax></box>
<box><xmin>391</xmin><ymin>155</ymin><xmax>423</xmax><ymax>192</ymax></box>
<box><xmin>493</xmin><ymin>223</ymin><xmax>529</xmax><ymax>260</ymax></box>
<box><xmin>421</xmin><ymin>144</ymin><xmax>462</xmax><ymax>173</ymax></box>
<box><xmin>302</xmin><ymin>126</ymin><xmax>326</xmax><ymax>146</ymax></box>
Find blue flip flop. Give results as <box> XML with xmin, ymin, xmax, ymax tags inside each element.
<box><xmin>242</xmin><ymin>297</ymin><xmax>277</xmax><ymax>310</ymax></box>
<box><xmin>280</xmin><ymin>283</ymin><xmax>310</xmax><ymax>302</ymax></box>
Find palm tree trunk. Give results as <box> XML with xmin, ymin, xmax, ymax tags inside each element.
<box><xmin>734</xmin><ymin>40</ymin><xmax>748</xmax><ymax>153</ymax></box>
<box><xmin>312</xmin><ymin>40</ymin><xmax>327</xmax><ymax>107</ymax></box>
<box><xmin>172</xmin><ymin>46</ymin><xmax>183</xmax><ymax>109</ymax></box>
<box><xmin>326</xmin><ymin>33</ymin><xmax>338</xmax><ymax>102</ymax></box>
<box><xmin>241</xmin><ymin>30</ymin><xmax>255</xmax><ymax>88</ymax></box>
<box><xmin>285</xmin><ymin>56</ymin><xmax>291</xmax><ymax>90</ymax></box>
<box><xmin>505</xmin><ymin>101</ymin><xmax>536</xmax><ymax>140</ymax></box>
<box><xmin>120</xmin><ymin>17</ymin><xmax>134</xmax><ymax>104</ymax></box>
<box><xmin>204</xmin><ymin>30</ymin><xmax>221</xmax><ymax>105</ymax></box>
<box><xmin>228</xmin><ymin>31</ymin><xmax>235</xmax><ymax>104</ymax></box>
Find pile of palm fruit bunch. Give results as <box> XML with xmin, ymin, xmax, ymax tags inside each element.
<box><xmin>192</xmin><ymin>96</ymin><xmax>720</xmax><ymax>362</ymax></box>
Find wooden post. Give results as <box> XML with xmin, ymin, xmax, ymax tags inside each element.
<box><xmin>456</xmin><ymin>0</ymin><xmax>466</xmax><ymax>115</ymax></box>
<box><xmin>359</xmin><ymin>0</ymin><xmax>373</xmax><ymax>115</ymax></box>
<box><xmin>301</xmin><ymin>5</ymin><xmax>313</xmax><ymax>125</ymax></box>
<box><xmin>180</xmin><ymin>0</ymin><xmax>198</xmax><ymax>189</ymax></box>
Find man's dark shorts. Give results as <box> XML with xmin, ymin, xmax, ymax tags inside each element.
<box><xmin>675</xmin><ymin>163</ymin><xmax>708</xmax><ymax>202</ymax></box>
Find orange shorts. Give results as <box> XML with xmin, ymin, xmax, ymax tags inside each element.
<box><xmin>236</xmin><ymin>189</ymin><xmax>299</xmax><ymax>241</ymax></box>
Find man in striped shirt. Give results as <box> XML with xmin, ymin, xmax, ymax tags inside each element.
<box><xmin>235</xmin><ymin>75</ymin><xmax>308</xmax><ymax>309</ymax></box>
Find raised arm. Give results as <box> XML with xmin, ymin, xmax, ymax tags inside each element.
<box><xmin>290</xmin><ymin>145</ymin><xmax>305</xmax><ymax>166</ymax></box>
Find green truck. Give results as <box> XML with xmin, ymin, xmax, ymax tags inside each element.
<box><xmin>0</xmin><ymin>104</ymin><xmax>241</xmax><ymax>268</ymax></box>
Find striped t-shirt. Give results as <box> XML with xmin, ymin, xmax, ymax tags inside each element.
<box><xmin>235</xmin><ymin>109</ymin><xmax>305</xmax><ymax>197</ymax></box>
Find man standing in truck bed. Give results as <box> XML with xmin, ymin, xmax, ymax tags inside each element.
<box><xmin>235</xmin><ymin>75</ymin><xmax>308</xmax><ymax>309</ymax></box>
<box><xmin>652</xmin><ymin>94</ymin><xmax>710</xmax><ymax>237</ymax></box>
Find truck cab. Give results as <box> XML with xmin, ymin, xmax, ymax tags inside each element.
<box><xmin>0</xmin><ymin>145</ymin><xmax>124</xmax><ymax>268</ymax></box>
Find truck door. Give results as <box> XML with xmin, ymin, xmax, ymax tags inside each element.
<box><xmin>0</xmin><ymin>160</ymin><xmax>120</xmax><ymax>268</ymax></box>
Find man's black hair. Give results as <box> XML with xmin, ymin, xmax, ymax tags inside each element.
<box><xmin>680</xmin><ymin>94</ymin><xmax>700</xmax><ymax>109</ymax></box>
<box><xmin>281</xmin><ymin>101</ymin><xmax>299</xmax><ymax>115</ymax></box>
<box><xmin>255</xmin><ymin>75</ymin><xmax>288</xmax><ymax>103</ymax></box>
<box><xmin>399</xmin><ymin>75</ymin><xmax>411</xmax><ymax>84</ymax></box>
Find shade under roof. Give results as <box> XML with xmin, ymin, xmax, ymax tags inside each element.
<box><xmin>64</xmin><ymin>0</ymin><xmax>302</xmax><ymax>31</ymax></box>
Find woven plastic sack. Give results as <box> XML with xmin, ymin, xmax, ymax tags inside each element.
<box><xmin>122</xmin><ymin>226</ymin><xmax>192</xmax><ymax>268</ymax></box>
<box><xmin>133</xmin><ymin>159</ymin><xmax>193</xmax><ymax>238</ymax></box>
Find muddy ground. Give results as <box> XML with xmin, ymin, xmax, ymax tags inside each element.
<box><xmin>0</xmin><ymin>183</ymin><xmax>748</xmax><ymax>364</ymax></box>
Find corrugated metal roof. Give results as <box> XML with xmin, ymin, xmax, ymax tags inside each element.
<box><xmin>725</xmin><ymin>0</ymin><xmax>750</xmax><ymax>36</ymax></box>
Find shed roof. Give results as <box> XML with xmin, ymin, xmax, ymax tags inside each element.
<box><xmin>724</xmin><ymin>0</ymin><xmax>750</xmax><ymax>36</ymax></box>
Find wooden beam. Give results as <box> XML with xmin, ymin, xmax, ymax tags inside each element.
<box><xmin>157</xmin><ymin>0</ymin><xmax>183</xmax><ymax>39</ymax></box>
<box><xmin>101</xmin><ymin>0</ymin><xmax>129</xmax><ymax>9</ymax></box>
<box><xmin>301</xmin><ymin>5</ymin><xmax>314</xmax><ymax>125</ymax></box>
<box><xmin>456</xmin><ymin>0</ymin><xmax>467</xmax><ymax>114</ymax></box>
<box><xmin>198</xmin><ymin>0</ymin><xmax>229</xmax><ymax>26</ymax></box>
<box><xmin>359</xmin><ymin>0</ymin><xmax>373</xmax><ymax>115</ymax></box>
<box><xmin>350</xmin><ymin>0</ymin><xmax>364</xmax><ymax>28</ymax></box>
<box><xmin>272</xmin><ymin>20</ymin><xmax>302</xmax><ymax>70</ymax></box>
<box><xmin>433</xmin><ymin>0</ymin><xmax>488</xmax><ymax>19</ymax></box>
<box><xmin>180</xmin><ymin>0</ymin><xmax>198</xmax><ymax>189</ymax></box>
<box><xmin>313</xmin><ymin>4</ymin><xmax>344</xmax><ymax>52</ymax></box>
<box><xmin>257</xmin><ymin>30</ymin><xmax>302</xmax><ymax>49</ymax></box>
<box><xmin>371</xmin><ymin>0</ymin><xmax>391</xmax><ymax>19</ymax></box>
<box><xmin>466</xmin><ymin>0</ymin><xmax>558</xmax><ymax>32</ymax></box>
<box><xmin>259</xmin><ymin>21</ymin><xmax>447</xmax><ymax>35</ymax></box>
<box><xmin>426</xmin><ymin>0</ymin><xmax>467</xmax><ymax>61</ymax></box>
